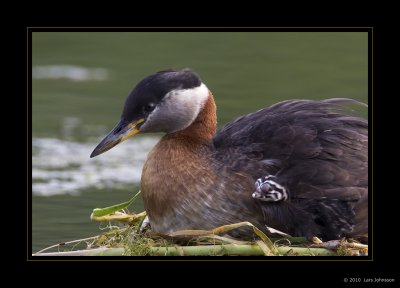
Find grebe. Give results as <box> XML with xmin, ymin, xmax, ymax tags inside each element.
<box><xmin>91</xmin><ymin>68</ymin><xmax>368</xmax><ymax>242</ymax></box>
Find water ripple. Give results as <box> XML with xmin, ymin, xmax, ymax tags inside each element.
<box><xmin>32</xmin><ymin>137</ymin><xmax>159</xmax><ymax>196</ymax></box>
<box><xmin>32</xmin><ymin>65</ymin><xmax>108</xmax><ymax>81</ymax></box>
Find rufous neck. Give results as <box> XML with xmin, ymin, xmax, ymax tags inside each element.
<box><xmin>169</xmin><ymin>91</ymin><xmax>217</xmax><ymax>143</ymax></box>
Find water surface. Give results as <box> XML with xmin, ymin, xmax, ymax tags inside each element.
<box><xmin>32</xmin><ymin>32</ymin><xmax>368</xmax><ymax>252</ymax></box>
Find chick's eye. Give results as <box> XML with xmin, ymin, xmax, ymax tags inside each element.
<box><xmin>144</xmin><ymin>103</ymin><xmax>155</xmax><ymax>113</ymax></box>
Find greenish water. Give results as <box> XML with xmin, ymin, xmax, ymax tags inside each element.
<box><xmin>32</xmin><ymin>32</ymin><xmax>368</xmax><ymax>253</ymax></box>
<box><xmin>32</xmin><ymin>187</ymin><xmax>143</xmax><ymax>252</ymax></box>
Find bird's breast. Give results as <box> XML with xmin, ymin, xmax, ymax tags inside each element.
<box><xmin>140</xmin><ymin>137</ymin><xmax>262</xmax><ymax>234</ymax></box>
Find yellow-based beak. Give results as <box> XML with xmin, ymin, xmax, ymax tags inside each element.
<box><xmin>90</xmin><ymin>118</ymin><xmax>144</xmax><ymax>158</ymax></box>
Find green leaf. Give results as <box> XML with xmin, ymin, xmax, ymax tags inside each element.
<box><xmin>90</xmin><ymin>190</ymin><xmax>141</xmax><ymax>218</ymax></box>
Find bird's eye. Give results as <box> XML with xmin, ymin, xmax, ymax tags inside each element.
<box><xmin>144</xmin><ymin>103</ymin><xmax>156</xmax><ymax>113</ymax></box>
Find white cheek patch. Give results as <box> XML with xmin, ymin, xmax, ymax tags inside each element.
<box><xmin>167</xmin><ymin>83</ymin><xmax>209</xmax><ymax>116</ymax></box>
<box><xmin>141</xmin><ymin>83</ymin><xmax>209</xmax><ymax>133</ymax></box>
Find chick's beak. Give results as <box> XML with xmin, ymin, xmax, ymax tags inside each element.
<box><xmin>90</xmin><ymin>118</ymin><xmax>145</xmax><ymax>158</ymax></box>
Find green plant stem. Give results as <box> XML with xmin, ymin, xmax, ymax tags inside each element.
<box><xmin>33</xmin><ymin>247</ymin><xmax>126</xmax><ymax>256</ymax></box>
<box><xmin>33</xmin><ymin>244</ymin><xmax>337</xmax><ymax>256</ymax></box>
<box><xmin>150</xmin><ymin>244</ymin><xmax>336</xmax><ymax>256</ymax></box>
<box><xmin>270</xmin><ymin>237</ymin><xmax>308</xmax><ymax>245</ymax></box>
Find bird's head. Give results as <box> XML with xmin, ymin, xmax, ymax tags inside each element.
<box><xmin>90</xmin><ymin>68</ymin><xmax>210</xmax><ymax>158</ymax></box>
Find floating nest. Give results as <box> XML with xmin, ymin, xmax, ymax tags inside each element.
<box><xmin>33</xmin><ymin>192</ymin><xmax>368</xmax><ymax>257</ymax></box>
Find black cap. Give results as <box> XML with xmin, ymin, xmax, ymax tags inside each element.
<box><xmin>122</xmin><ymin>68</ymin><xmax>202</xmax><ymax>121</ymax></box>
